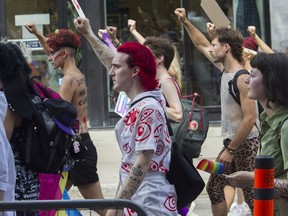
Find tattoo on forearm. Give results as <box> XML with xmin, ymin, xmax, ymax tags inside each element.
<box><xmin>132</xmin><ymin>166</ymin><xmax>143</xmax><ymax>177</ymax></box>
<box><xmin>119</xmin><ymin>165</ymin><xmax>145</xmax><ymax>199</ymax></box>
<box><xmin>119</xmin><ymin>190</ymin><xmax>128</xmax><ymax>198</ymax></box>
<box><xmin>92</xmin><ymin>45</ymin><xmax>114</xmax><ymax>70</ymax></box>
<box><xmin>274</xmin><ymin>179</ymin><xmax>288</xmax><ymax>197</ymax></box>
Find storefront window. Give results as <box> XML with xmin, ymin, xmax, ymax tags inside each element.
<box><xmin>6</xmin><ymin>0</ymin><xmax>60</xmax><ymax>91</ymax></box>
<box><xmin>105</xmin><ymin>0</ymin><xmax>223</xmax><ymax>112</ymax></box>
<box><xmin>104</xmin><ymin>0</ymin><xmax>271</xmax><ymax>114</ymax></box>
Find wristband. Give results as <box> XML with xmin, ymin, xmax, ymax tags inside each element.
<box><xmin>114</xmin><ymin>41</ymin><xmax>121</xmax><ymax>48</ymax></box>
<box><xmin>226</xmin><ymin>146</ymin><xmax>236</xmax><ymax>156</ymax></box>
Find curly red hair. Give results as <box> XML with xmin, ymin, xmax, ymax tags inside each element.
<box><xmin>47</xmin><ymin>29</ymin><xmax>81</xmax><ymax>50</ymax></box>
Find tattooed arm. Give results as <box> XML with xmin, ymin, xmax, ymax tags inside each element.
<box><xmin>117</xmin><ymin>150</ymin><xmax>154</xmax><ymax>199</ymax></box>
<box><xmin>73</xmin><ymin>17</ymin><xmax>115</xmax><ymax>72</ymax></box>
<box><xmin>105</xmin><ymin>150</ymin><xmax>153</xmax><ymax>216</ymax></box>
<box><xmin>274</xmin><ymin>172</ymin><xmax>288</xmax><ymax>198</ymax></box>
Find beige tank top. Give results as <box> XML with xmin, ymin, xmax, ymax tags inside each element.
<box><xmin>221</xmin><ymin>71</ymin><xmax>259</xmax><ymax>139</ymax></box>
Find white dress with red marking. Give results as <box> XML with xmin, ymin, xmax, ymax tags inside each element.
<box><xmin>115</xmin><ymin>90</ymin><xmax>177</xmax><ymax>216</ymax></box>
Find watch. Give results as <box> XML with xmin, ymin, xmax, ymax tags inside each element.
<box><xmin>226</xmin><ymin>146</ymin><xmax>236</xmax><ymax>156</ymax></box>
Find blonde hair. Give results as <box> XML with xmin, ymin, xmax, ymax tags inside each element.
<box><xmin>168</xmin><ymin>45</ymin><xmax>182</xmax><ymax>88</ymax></box>
<box><xmin>16</xmin><ymin>42</ymin><xmax>32</xmax><ymax>64</ymax></box>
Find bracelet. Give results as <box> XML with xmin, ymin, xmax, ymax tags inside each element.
<box><xmin>226</xmin><ymin>146</ymin><xmax>236</xmax><ymax>156</ymax></box>
<box><xmin>114</xmin><ymin>41</ymin><xmax>121</xmax><ymax>48</ymax></box>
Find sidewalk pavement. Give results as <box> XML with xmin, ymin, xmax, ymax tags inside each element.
<box><xmin>69</xmin><ymin>124</ymin><xmax>224</xmax><ymax>215</ymax></box>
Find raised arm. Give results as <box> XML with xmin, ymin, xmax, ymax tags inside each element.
<box><xmin>24</xmin><ymin>22</ymin><xmax>51</xmax><ymax>55</ymax></box>
<box><xmin>127</xmin><ymin>19</ymin><xmax>146</xmax><ymax>44</ymax></box>
<box><xmin>174</xmin><ymin>8</ymin><xmax>211</xmax><ymax>51</ymax></box>
<box><xmin>106</xmin><ymin>26</ymin><xmax>122</xmax><ymax>48</ymax></box>
<box><xmin>206</xmin><ymin>22</ymin><xmax>216</xmax><ymax>38</ymax></box>
<box><xmin>174</xmin><ymin>8</ymin><xmax>223</xmax><ymax>71</ymax></box>
<box><xmin>73</xmin><ymin>17</ymin><xmax>115</xmax><ymax>71</ymax></box>
<box><xmin>247</xmin><ymin>26</ymin><xmax>274</xmax><ymax>53</ymax></box>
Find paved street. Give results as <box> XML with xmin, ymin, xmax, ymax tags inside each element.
<box><xmin>68</xmin><ymin>125</ymin><xmax>229</xmax><ymax>215</ymax></box>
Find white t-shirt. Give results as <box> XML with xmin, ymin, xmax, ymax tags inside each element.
<box><xmin>0</xmin><ymin>91</ymin><xmax>16</xmax><ymax>216</ymax></box>
<box><xmin>115</xmin><ymin>90</ymin><xmax>177</xmax><ymax>215</ymax></box>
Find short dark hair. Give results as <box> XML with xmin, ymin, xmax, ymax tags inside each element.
<box><xmin>144</xmin><ymin>36</ymin><xmax>175</xmax><ymax>70</ymax></box>
<box><xmin>250</xmin><ymin>52</ymin><xmax>288</xmax><ymax>107</ymax></box>
<box><xmin>210</xmin><ymin>27</ymin><xmax>244</xmax><ymax>64</ymax></box>
<box><xmin>117</xmin><ymin>42</ymin><xmax>158</xmax><ymax>91</ymax></box>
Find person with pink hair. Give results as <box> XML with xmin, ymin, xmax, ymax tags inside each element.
<box><xmin>105</xmin><ymin>42</ymin><xmax>177</xmax><ymax>215</ymax></box>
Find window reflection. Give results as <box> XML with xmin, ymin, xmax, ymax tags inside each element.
<box><xmin>105</xmin><ymin>0</ymin><xmax>222</xmax><ymax>112</ymax></box>
<box><xmin>6</xmin><ymin>0</ymin><xmax>60</xmax><ymax>90</ymax></box>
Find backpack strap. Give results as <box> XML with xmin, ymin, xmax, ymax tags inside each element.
<box><xmin>160</xmin><ymin>78</ymin><xmax>181</xmax><ymax>108</ymax></box>
<box><xmin>130</xmin><ymin>96</ymin><xmax>174</xmax><ymax>136</ymax></box>
<box><xmin>130</xmin><ymin>95</ymin><xmax>157</xmax><ymax>108</ymax></box>
<box><xmin>228</xmin><ymin>70</ymin><xmax>262</xmax><ymax>134</ymax></box>
<box><xmin>228</xmin><ymin>69</ymin><xmax>250</xmax><ymax>105</ymax></box>
<box><xmin>167</xmin><ymin>78</ymin><xmax>182</xmax><ymax>97</ymax></box>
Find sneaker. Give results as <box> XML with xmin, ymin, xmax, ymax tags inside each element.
<box><xmin>228</xmin><ymin>203</ymin><xmax>251</xmax><ymax>216</ymax></box>
<box><xmin>187</xmin><ymin>202</ymin><xmax>197</xmax><ymax>216</ymax></box>
<box><xmin>242</xmin><ymin>202</ymin><xmax>252</xmax><ymax>216</ymax></box>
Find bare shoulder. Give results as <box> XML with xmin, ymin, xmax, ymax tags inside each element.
<box><xmin>160</xmin><ymin>77</ymin><xmax>178</xmax><ymax>92</ymax></box>
<box><xmin>62</xmin><ymin>71</ymin><xmax>86</xmax><ymax>88</ymax></box>
<box><xmin>237</xmin><ymin>72</ymin><xmax>250</xmax><ymax>93</ymax></box>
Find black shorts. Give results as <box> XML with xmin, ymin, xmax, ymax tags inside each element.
<box><xmin>68</xmin><ymin>133</ymin><xmax>99</xmax><ymax>186</ymax></box>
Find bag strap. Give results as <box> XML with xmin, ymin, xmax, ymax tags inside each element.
<box><xmin>130</xmin><ymin>96</ymin><xmax>179</xmax><ymax>156</ymax></box>
<box><xmin>130</xmin><ymin>95</ymin><xmax>174</xmax><ymax>136</ymax></box>
<box><xmin>167</xmin><ymin>77</ymin><xmax>182</xmax><ymax>97</ymax></box>
<box><xmin>182</xmin><ymin>93</ymin><xmax>205</xmax><ymax>132</ymax></box>
<box><xmin>130</xmin><ymin>95</ymin><xmax>157</xmax><ymax>108</ymax></box>
<box><xmin>165</xmin><ymin>79</ymin><xmax>205</xmax><ymax>132</ymax></box>
<box><xmin>228</xmin><ymin>69</ymin><xmax>250</xmax><ymax>105</ymax></box>
<box><xmin>228</xmin><ymin>70</ymin><xmax>261</xmax><ymax>133</ymax></box>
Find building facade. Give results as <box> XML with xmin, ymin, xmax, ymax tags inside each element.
<box><xmin>1</xmin><ymin>0</ymin><xmax>281</xmax><ymax>128</ymax></box>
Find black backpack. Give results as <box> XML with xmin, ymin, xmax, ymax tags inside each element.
<box><xmin>21</xmin><ymin>80</ymin><xmax>85</xmax><ymax>174</ymax></box>
<box><xmin>228</xmin><ymin>69</ymin><xmax>264</xmax><ymax>114</ymax></box>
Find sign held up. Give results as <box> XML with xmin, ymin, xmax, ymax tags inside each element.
<box><xmin>200</xmin><ymin>0</ymin><xmax>230</xmax><ymax>28</ymax></box>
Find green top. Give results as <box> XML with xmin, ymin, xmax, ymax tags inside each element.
<box><xmin>259</xmin><ymin>106</ymin><xmax>288</xmax><ymax>179</ymax></box>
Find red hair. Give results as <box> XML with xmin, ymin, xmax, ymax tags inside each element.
<box><xmin>47</xmin><ymin>29</ymin><xmax>81</xmax><ymax>50</ymax></box>
<box><xmin>117</xmin><ymin>42</ymin><xmax>158</xmax><ymax>91</ymax></box>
